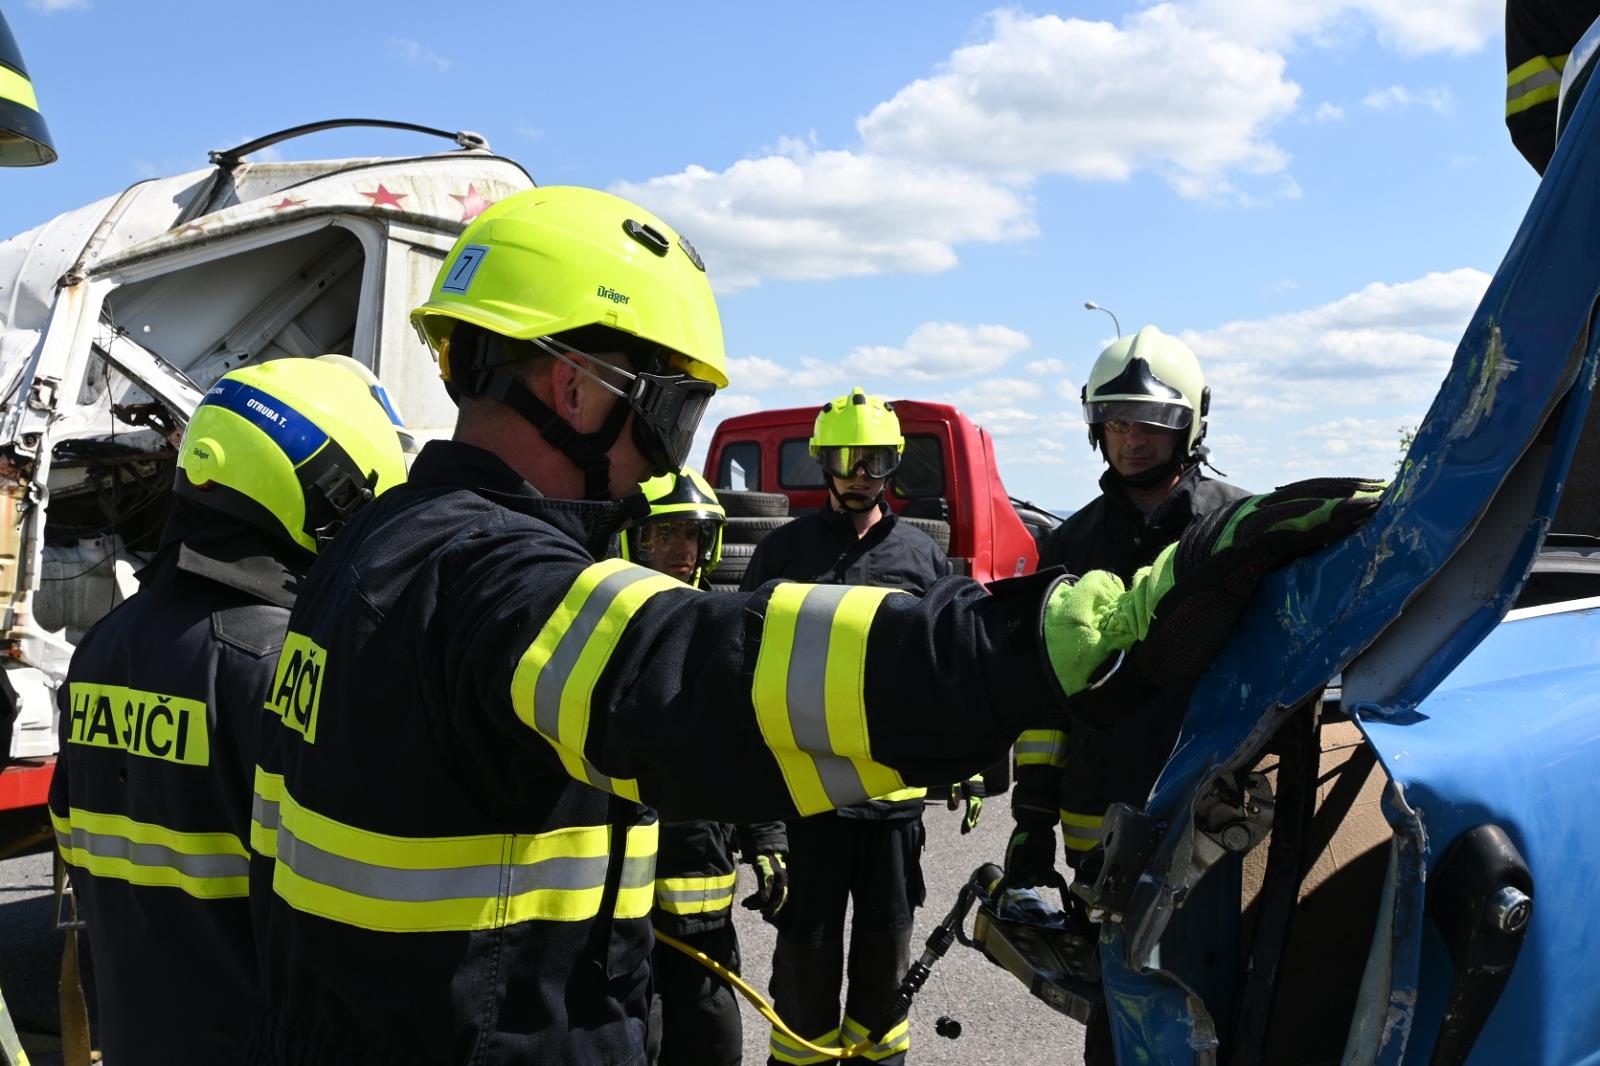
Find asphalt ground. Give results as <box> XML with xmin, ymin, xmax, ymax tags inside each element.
<box><xmin>727</xmin><ymin>801</ymin><xmax>1088</xmax><ymax>1065</ymax></box>
<box><xmin>0</xmin><ymin>802</ymin><xmax>1088</xmax><ymax>1065</ymax></box>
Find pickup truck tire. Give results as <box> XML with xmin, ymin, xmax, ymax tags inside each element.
<box><xmin>902</xmin><ymin>516</ymin><xmax>951</xmax><ymax>553</ymax></box>
<box><xmin>712</xmin><ymin>541</ymin><xmax>756</xmax><ymax>586</ymax></box>
<box><xmin>720</xmin><ymin>490</ymin><xmax>790</xmax><ymax>518</ymax></box>
<box><xmin>723</xmin><ymin>516</ymin><xmax>791</xmax><ymax>545</ymax></box>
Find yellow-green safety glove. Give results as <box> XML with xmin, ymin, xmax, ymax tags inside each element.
<box><xmin>947</xmin><ymin>776</ymin><xmax>986</xmax><ymax>834</ymax></box>
<box><xmin>1042</xmin><ymin>478</ymin><xmax>1385</xmax><ymax>706</ymax></box>
<box><xmin>740</xmin><ymin>852</ymin><xmax>788</xmax><ymax>920</ymax></box>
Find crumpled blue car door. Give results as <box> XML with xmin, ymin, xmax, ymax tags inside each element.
<box><xmin>1099</xmin><ymin>39</ymin><xmax>1600</xmax><ymax>1066</ymax></box>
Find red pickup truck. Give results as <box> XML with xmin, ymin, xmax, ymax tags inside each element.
<box><xmin>703</xmin><ymin>399</ymin><xmax>1056</xmax><ymax>585</ymax></box>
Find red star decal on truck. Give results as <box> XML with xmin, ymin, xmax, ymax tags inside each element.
<box><xmin>360</xmin><ymin>184</ymin><xmax>407</xmax><ymax>209</ymax></box>
<box><xmin>449</xmin><ymin>184</ymin><xmax>495</xmax><ymax>222</ymax></box>
<box><xmin>267</xmin><ymin>197</ymin><xmax>308</xmax><ymax>212</ymax></box>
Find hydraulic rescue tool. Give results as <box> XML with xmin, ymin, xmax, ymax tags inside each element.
<box><xmin>658</xmin><ymin>861</ymin><xmax>1104</xmax><ymax>1056</ymax></box>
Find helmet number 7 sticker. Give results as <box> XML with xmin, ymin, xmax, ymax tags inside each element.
<box><xmin>441</xmin><ymin>244</ymin><xmax>490</xmax><ymax>294</ymax></box>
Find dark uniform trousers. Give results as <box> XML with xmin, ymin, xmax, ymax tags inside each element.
<box><xmin>247</xmin><ymin>441</ymin><xmax>1054</xmax><ymax>1066</ymax></box>
<box><xmin>1020</xmin><ymin>464</ymin><xmax>1247</xmax><ymax>1064</ymax></box>
<box><xmin>48</xmin><ymin>516</ymin><xmax>302</xmax><ymax>1065</ymax></box>
<box><xmin>742</xmin><ymin>505</ymin><xmax>948</xmax><ymax>1066</ymax></box>
<box><xmin>648</xmin><ymin>817</ymin><xmax>786</xmax><ymax>1066</ymax></box>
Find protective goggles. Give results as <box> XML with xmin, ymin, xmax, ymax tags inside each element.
<box><xmin>630</xmin><ymin>516</ymin><xmax>720</xmax><ymax>563</ymax></box>
<box><xmin>819</xmin><ymin>444</ymin><xmax>901</xmax><ymax>480</ymax></box>
<box><xmin>535</xmin><ymin>335</ymin><xmax>718</xmax><ymax>475</ymax></box>
<box><xmin>1083</xmin><ymin>399</ymin><xmax>1191</xmax><ymax>432</ymax></box>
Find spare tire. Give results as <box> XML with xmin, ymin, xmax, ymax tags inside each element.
<box><xmin>901</xmin><ymin>516</ymin><xmax>951</xmax><ymax>553</ymax></box>
<box><xmin>720</xmin><ymin>490</ymin><xmax>790</xmax><ymax>518</ymax></box>
<box><xmin>724</xmin><ymin>515</ymin><xmax>790</xmax><ymax>545</ymax></box>
<box><xmin>712</xmin><ymin>540</ymin><xmax>756</xmax><ymax>587</ymax></box>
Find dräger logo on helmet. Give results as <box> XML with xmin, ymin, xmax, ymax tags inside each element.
<box><xmin>597</xmin><ymin>285</ymin><xmax>631</xmax><ymax>305</ymax></box>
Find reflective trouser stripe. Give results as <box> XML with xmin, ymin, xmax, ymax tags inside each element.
<box><xmin>842</xmin><ymin>1014</ymin><xmax>911</xmax><ymax>1060</ymax></box>
<box><xmin>1016</xmin><ymin>728</ymin><xmax>1069</xmax><ymax>768</ymax></box>
<box><xmin>253</xmin><ymin>770</ymin><xmax>658</xmax><ymax>932</ymax></box>
<box><xmin>1507</xmin><ymin>54</ymin><xmax>1567</xmax><ymax>116</ymax></box>
<box><xmin>512</xmin><ymin>558</ymin><xmax>685</xmax><ymax>802</ymax></box>
<box><xmin>770</xmin><ymin>1025</ymin><xmax>840</xmax><ymax>1065</ymax></box>
<box><xmin>875</xmin><ymin>785</ymin><xmax>927</xmax><ymax>802</ymax></box>
<box><xmin>51</xmin><ymin>808</ymin><xmax>248</xmax><ymax>899</ymax></box>
<box><xmin>655</xmin><ymin>872</ymin><xmax>737</xmax><ymax>915</ymax></box>
<box><xmin>0</xmin><ymin>67</ymin><xmax>38</xmax><ymax>113</ymax></box>
<box><xmin>1060</xmin><ymin>809</ymin><xmax>1103</xmax><ymax>852</ymax></box>
<box><xmin>753</xmin><ymin>583</ymin><xmax>907</xmax><ymax>816</ymax></box>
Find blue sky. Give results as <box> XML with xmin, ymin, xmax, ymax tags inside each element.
<box><xmin>2</xmin><ymin>0</ymin><xmax>1540</xmax><ymax>509</ymax></box>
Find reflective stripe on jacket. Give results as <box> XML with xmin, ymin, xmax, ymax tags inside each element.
<box><xmin>740</xmin><ymin>506</ymin><xmax>950</xmax><ymax>820</ymax></box>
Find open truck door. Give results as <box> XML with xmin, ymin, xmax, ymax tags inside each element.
<box><xmin>1081</xmin><ymin>29</ymin><xmax>1600</xmax><ymax>1066</ymax></box>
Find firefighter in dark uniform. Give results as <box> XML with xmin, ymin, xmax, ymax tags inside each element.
<box><xmin>1505</xmin><ymin>0</ymin><xmax>1600</xmax><ymax>174</ymax></box>
<box><xmin>740</xmin><ymin>389</ymin><xmax>977</xmax><ymax>1066</ymax></box>
<box><xmin>625</xmin><ymin>467</ymin><xmax>789</xmax><ymax>1066</ymax></box>
<box><xmin>48</xmin><ymin>357</ymin><xmax>407</xmax><ymax>1065</ymax></box>
<box><xmin>245</xmin><ymin>185</ymin><xmax>1382</xmax><ymax>1066</ymax></box>
<box><xmin>1006</xmin><ymin>325</ymin><xmax>1247</xmax><ymax>1064</ymax></box>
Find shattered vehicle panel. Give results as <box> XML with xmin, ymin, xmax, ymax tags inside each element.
<box><xmin>1097</xmin><ymin>33</ymin><xmax>1600</xmax><ymax>1066</ymax></box>
<box><xmin>0</xmin><ymin>141</ymin><xmax>533</xmax><ymax>768</ymax></box>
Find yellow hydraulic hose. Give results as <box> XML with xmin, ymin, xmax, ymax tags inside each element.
<box><xmin>653</xmin><ymin>930</ymin><xmax>876</xmax><ymax>1060</ymax></box>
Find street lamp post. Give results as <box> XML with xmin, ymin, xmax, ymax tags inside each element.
<box><xmin>1083</xmin><ymin>301</ymin><xmax>1121</xmax><ymax>339</ymax></box>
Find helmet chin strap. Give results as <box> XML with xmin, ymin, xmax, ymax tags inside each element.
<box><xmin>825</xmin><ymin>477</ymin><xmax>884</xmax><ymax>514</ymax></box>
<box><xmin>1100</xmin><ymin>442</ymin><xmax>1186</xmax><ymax>491</ymax></box>
<box><xmin>482</xmin><ymin>369</ymin><xmax>629</xmax><ymax>501</ymax></box>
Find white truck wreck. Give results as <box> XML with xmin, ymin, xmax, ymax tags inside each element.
<box><xmin>0</xmin><ymin>121</ymin><xmax>534</xmax><ymax>849</ymax></box>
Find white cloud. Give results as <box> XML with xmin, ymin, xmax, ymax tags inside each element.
<box><xmin>1180</xmin><ymin>0</ymin><xmax>1500</xmax><ymax>55</ymax></box>
<box><xmin>722</xmin><ymin>354</ymin><xmax>848</xmax><ymax>394</ymax></box>
<box><xmin>1025</xmin><ymin>358</ymin><xmax>1067</xmax><ymax>375</ymax></box>
<box><xmin>940</xmin><ymin>378</ymin><xmax>1043</xmax><ymax>409</ymax></box>
<box><xmin>843</xmin><ymin>322</ymin><xmax>1032</xmax><ymax>382</ymax></box>
<box><xmin>1055</xmin><ymin>378</ymin><xmax>1081</xmax><ymax>401</ymax></box>
<box><xmin>1181</xmin><ymin>267</ymin><xmax>1491</xmax><ymax>418</ymax></box>
<box><xmin>617</xmin><ymin>5</ymin><xmax>1315</xmax><ymax>290</ymax></box>
<box><xmin>1314</xmin><ymin>102</ymin><xmax>1346</xmax><ymax>122</ymax></box>
<box><xmin>614</xmin><ymin>144</ymin><xmax>1034</xmax><ymax>291</ymax></box>
<box><xmin>387</xmin><ymin>38</ymin><xmax>450</xmax><ymax>73</ymax></box>
<box><xmin>1362</xmin><ymin>85</ymin><xmax>1453</xmax><ymax>113</ymax></box>
<box><xmin>857</xmin><ymin>8</ymin><xmax>1301</xmax><ymax>200</ymax></box>
<box><xmin>28</xmin><ymin>0</ymin><xmax>88</xmax><ymax>10</ymax></box>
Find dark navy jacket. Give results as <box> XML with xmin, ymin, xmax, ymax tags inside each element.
<box><xmin>249</xmin><ymin>440</ymin><xmax>1062</xmax><ymax>1065</ymax></box>
<box><xmin>50</xmin><ymin>508</ymin><xmax>303</xmax><ymax>1065</ymax></box>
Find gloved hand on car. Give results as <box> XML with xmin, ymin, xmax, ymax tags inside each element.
<box><xmin>1039</xmin><ymin>478</ymin><xmax>1384</xmax><ymax>719</ymax></box>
